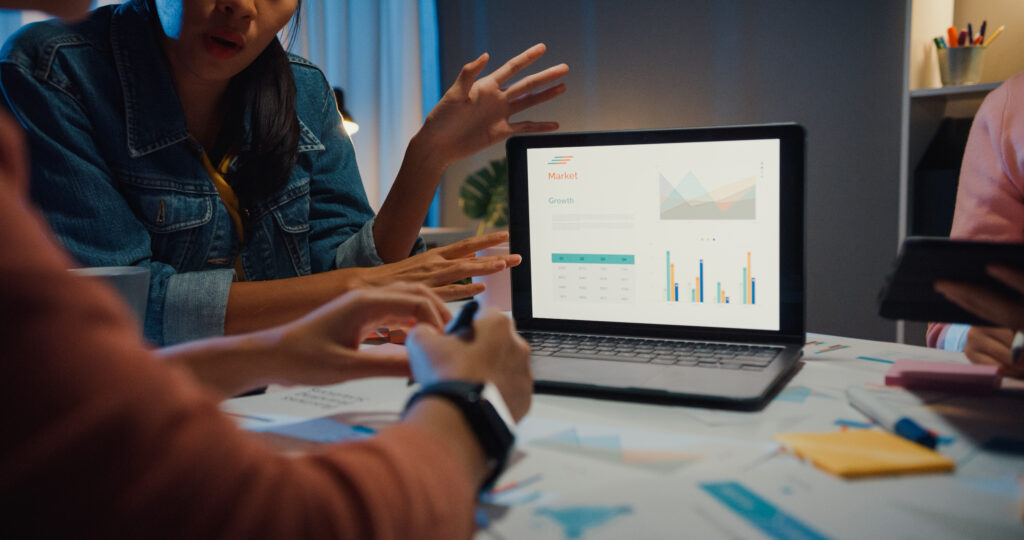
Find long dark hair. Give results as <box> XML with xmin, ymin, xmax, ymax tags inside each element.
<box><xmin>222</xmin><ymin>1</ymin><xmax>303</xmax><ymax>211</ymax></box>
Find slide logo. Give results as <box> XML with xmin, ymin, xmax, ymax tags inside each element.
<box><xmin>547</xmin><ymin>155</ymin><xmax>574</xmax><ymax>165</ymax></box>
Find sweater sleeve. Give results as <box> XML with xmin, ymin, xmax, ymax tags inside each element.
<box><xmin>949</xmin><ymin>74</ymin><xmax>1024</xmax><ymax>243</ymax></box>
<box><xmin>927</xmin><ymin>72</ymin><xmax>1024</xmax><ymax>347</ymax></box>
<box><xmin>0</xmin><ymin>182</ymin><xmax>475</xmax><ymax>538</ymax></box>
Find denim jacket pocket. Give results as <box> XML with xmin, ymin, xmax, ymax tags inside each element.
<box><xmin>120</xmin><ymin>180</ymin><xmax>215</xmax><ymax>268</ymax></box>
<box><xmin>267</xmin><ymin>176</ymin><xmax>312</xmax><ymax>275</ymax></box>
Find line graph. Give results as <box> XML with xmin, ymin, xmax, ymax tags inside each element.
<box><xmin>659</xmin><ymin>168</ymin><xmax>758</xmax><ymax>220</ymax></box>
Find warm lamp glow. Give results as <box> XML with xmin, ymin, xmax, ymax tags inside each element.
<box><xmin>332</xmin><ymin>87</ymin><xmax>359</xmax><ymax>136</ymax></box>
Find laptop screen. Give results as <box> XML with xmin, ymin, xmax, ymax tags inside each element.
<box><xmin>523</xmin><ymin>137</ymin><xmax>782</xmax><ymax>332</ymax></box>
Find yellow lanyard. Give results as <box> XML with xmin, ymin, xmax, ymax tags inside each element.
<box><xmin>200</xmin><ymin>152</ymin><xmax>247</xmax><ymax>280</ymax></box>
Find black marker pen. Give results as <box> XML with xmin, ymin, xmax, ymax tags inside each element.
<box><xmin>408</xmin><ymin>300</ymin><xmax>480</xmax><ymax>386</ymax></box>
<box><xmin>444</xmin><ymin>300</ymin><xmax>479</xmax><ymax>338</ymax></box>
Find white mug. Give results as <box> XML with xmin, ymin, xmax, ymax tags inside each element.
<box><xmin>69</xmin><ymin>266</ymin><xmax>150</xmax><ymax>326</ymax></box>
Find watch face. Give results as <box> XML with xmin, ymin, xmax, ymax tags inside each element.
<box><xmin>481</xmin><ymin>382</ymin><xmax>517</xmax><ymax>431</ymax></box>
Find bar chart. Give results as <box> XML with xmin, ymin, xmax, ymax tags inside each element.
<box><xmin>665</xmin><ymin>251</ymin><xmax>755</xmax><ymax>305</ymax></box>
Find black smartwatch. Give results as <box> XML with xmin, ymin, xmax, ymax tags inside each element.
<box><xmin>404</xmin><ymin>380</ymin><xmax>516</xmax><ymax>491</ymax></box>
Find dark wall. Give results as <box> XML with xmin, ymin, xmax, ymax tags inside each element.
<box><xmin>437</xmin><ymin>0</ymin><xmax>906</xmax><ymax>341</ymax></box>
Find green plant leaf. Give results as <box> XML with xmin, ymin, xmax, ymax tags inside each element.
<box><xmin>459</xmin><ymin>158</ymin><xmax>509</xmax><ymax>232</ymax></box>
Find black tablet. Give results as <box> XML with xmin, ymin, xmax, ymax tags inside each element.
<box><xmin>878</xmin><ymin>237</ymin><xmax>1024</xmax><ymax>325</ymax></box>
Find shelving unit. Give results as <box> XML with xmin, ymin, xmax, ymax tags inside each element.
<box><xmin>909</xmin><ymin>81</ymin><xmax>1001</xmax><ymax>98</ymax></box>
<box><xmin>897</xmin><ymin>0</ymin><xmax>1023</xmax><ymax>344</ymax></box>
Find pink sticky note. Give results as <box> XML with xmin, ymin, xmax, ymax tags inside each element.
<box><xmin>885</xmin><ymin>359</ymin><xmax>1000</xmax><ymax>392</ymax></box>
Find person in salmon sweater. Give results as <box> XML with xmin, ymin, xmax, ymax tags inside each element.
<box><xmin>927</xmin><ymin>71</ymin><xmax>1024</xmax><ymax>377</ymax></box>
<box><xmin>0</xmin><ymin>3</ymin><xmax>532</xmax><ymax>536</ymax></box>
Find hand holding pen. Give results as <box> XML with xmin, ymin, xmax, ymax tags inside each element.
<box><xmin>408</xmin><ymin>301</ymin><xmax>480</xmax><ymax>385</ymax></box>
<box><xmin>405</xmin><ymin>301</ymin><xmax>534</xmax><ymax>420</ymax></box>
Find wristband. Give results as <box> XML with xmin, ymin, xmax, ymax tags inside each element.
<box><xmin>404</xmin><ymin>380</ymin><xmax>515</xmax><ymax>491</ymax></box>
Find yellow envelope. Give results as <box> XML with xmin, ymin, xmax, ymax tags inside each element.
<box><xmin>775</xmin><ymin>430</ymin><xmax>955</xmax><ymax>478</ymax></box>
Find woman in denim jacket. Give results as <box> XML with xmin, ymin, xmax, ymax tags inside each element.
<box><xmin>0</xmin><ymin>0</ymin><xmax>568</xmax><ymax>345</ymax></box>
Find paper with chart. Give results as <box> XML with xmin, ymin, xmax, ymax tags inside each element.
<box><xmin>221</xmin><ymin>377</ymin><xmax>412</xmax><ymax>437</ymax></box>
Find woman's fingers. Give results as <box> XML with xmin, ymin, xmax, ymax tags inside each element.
<box><xmin>418</xmin><ymin>258</ymin><xmax>507</xmax><ymax>287</ymax></box>
<box><xmin>310</xmin><ymin>285</ymin><xmax>449</xmax><ymax>342</ymax></box>
<box><xmin>509</xmin><ymin>83</ymin><xmax>567</xmax><ymax>116</ymax></box>
<box><xmin>936</xmin><ymin>280</ymin><xmax>1024</xmax><ymax>329</ymax></box>
<box><xmin>508</xmin><ymin>120</ymin><xmax>561</xmax><ymax>134</ymax></box>
<box><xmin>988</xmin><ymin>265</ymin><xmax>1024</xmax><ymax>296</ymax></box>
<box><xmin>437</xmin><ymin>230</ymin><xmax>509</xmax><ymax>258</ymax></box>
<box><xmin>489</xmin><ymin>43</ymin><xmax>547</xmax><ymax>86</ymax></box>
<box><xmin>965</xmin><ymin>326</ymin><xmax>1014</xmax><ymax>367</ymax></box>
<box><xmin>504</xmin><ymin>64</ymin><xmax>569</xmax><ymax>99</ymax></box>
<box><xmin>431</xmin><ymin>282</ymin><xmax>486</xmax><ymax>302</ymax></box>
<box><xmin>383</xmin><ymin>282</ymin><xmax>451</xmax><ymax>320</ymax></box>
<box><xmin>452</xmin><ymin>52</ymin><xmax>490</xmax><ymax>97</ymax></box>
<box><xmin>344</xmin><ymin>351</ymin><xmax>412</xmax><ymax>378</ymax></box>
<box><xmin>361</xmin><ymin>286</ymin><xmax>449</xmax><ymax>330</ymax></box>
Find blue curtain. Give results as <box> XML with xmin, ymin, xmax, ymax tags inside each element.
<box><xmin>0</xmin><ymin>10</ymin><xmax>23</xmax><ymax>44</ymax></box>
<box><xmin>294</xmin><ymin>0</ymin><xmax>442</xmax><ymax>226</ymax></box>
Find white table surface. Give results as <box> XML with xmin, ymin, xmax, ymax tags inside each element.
<box><xmin>224</xmin><ymin>331</ymin><xmax>1024</xmax><ymax>539</ymax></box>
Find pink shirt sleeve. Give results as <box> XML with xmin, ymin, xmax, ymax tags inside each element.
<box><xmin>928</xmin><ymin>72</ymin><xmax>1024</xmax><ymax>347</ymax></box>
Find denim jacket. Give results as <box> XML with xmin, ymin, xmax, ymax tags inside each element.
<box><xmin>1</xmin><ymin>1</ymin><xmax>420</xmax><ymax>345</ymax></box>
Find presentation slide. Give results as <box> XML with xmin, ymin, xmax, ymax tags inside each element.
<box><xmin>526</xmin><ymin>139</ymin><xmax>781</xmax><ymax>331</ymax></box>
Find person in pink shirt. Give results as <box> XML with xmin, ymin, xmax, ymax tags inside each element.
<box><xmin>927</xmin><ymin>71</ymin><xmax>1024</xmax><ymax>376</ymax></box>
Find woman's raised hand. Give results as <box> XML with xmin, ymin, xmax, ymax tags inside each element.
<box><xmin>419</xmin><ymin>43</ymin><xmax>569</xmax><ymax>165</ymax></box>
<box><xmin>351</xmin><ymin>231</ymin><xmax>521</xmax><ymax>301</ymax></box>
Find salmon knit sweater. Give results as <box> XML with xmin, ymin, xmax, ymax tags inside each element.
<box><xmin>0</xmin><ymin>138</ymin><xmax>475</xmax><ymax>537</ymax></box>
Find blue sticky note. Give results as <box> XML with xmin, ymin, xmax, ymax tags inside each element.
<box><xmin>254</xmin><ymin>418</ymin><xmax>374</xmax><ymax>443</ymax></box>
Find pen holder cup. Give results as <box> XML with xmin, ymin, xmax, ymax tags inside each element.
<box><xmin>937</xmin><ymin>46</ymin><xmax>984</xmax><ymax>86</ymax></box>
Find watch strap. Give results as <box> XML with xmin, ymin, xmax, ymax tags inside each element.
<box><xmin>404</xmin><ymin>380</ymin><xmax>515</xmax><ymax>491</ymax></box>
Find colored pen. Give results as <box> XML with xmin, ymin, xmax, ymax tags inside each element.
<box><xmin>980</xmin><ymin>20</ymin><xmax>987</xmax><ymax>41</ymax></box>
<box><xmin>407</xmin><ymin>300</ymin><xmax>480</xmax><ymax>386</ymax></box>
<box><xmin>938</xmin><ymin>36</ymin><xmax>947</xmax><ymax>49</ymax></box>
<box><xmin>1012</xmin><ymin>330</ymin><xmax>1024</xmax><ymax>365</ymax></box>
<box><xmin>971</xmin><ymin>35</ymin><xmax>983</xmax><ymax>46</ymax></box>
<box><xmin>983</xmin><ymin>25</ymin><xmax>1004</xmax><ymax>47</ymax></box>
<box><xmin>845</xmin><ymin>387</ymin><xmax>937</xmax><ymax>449</ymax></box>
<box><xmin>967</xmin><ymin>22</ymin><xmax>973</xmax><ymax>43</ymax></box>
<box><xmin>947</xmin><ymin>26</ymin><xmax>959</xmax><ymax>47</ymax></box>
<box><xmin>933</xmin><ymin>37</ymin><xmax>945</xmax><ymax>50</ymax></box>
<box><xmin>445</xmin><ymin>299</ymin><xmax>480</xmax><ymax>337</ymax></box>
<box><xmin>958</xmin><ymin>30</ymin><xmax>967</xmax><ymax>47</ymax></box>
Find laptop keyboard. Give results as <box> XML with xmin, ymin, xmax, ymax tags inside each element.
<box><xmin>520</xmin><ymin>331</ymin><xmax>781</xmax><ymax>371</ymax></box>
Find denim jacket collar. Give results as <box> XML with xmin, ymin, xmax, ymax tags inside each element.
<box><xmin>109</xmin><ymin>0</ymin><xmax>323</xmax><ymax>159</ymax></box>
<box><xmin>111</xmin><ymin>0</ymin><xmax>190</xmax><ymax>158</ymax></box>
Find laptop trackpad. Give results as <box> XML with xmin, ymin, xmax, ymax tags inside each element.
<box><xmin>532</xmin><ymin>355</ymin><xmax>658</xmax><ymax>388</ymax></box>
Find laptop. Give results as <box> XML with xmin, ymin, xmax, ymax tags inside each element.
<box><xmin>506</xmin><ymin>124</ymin><xmax>805</xmax><ymax>409</ymax></box>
